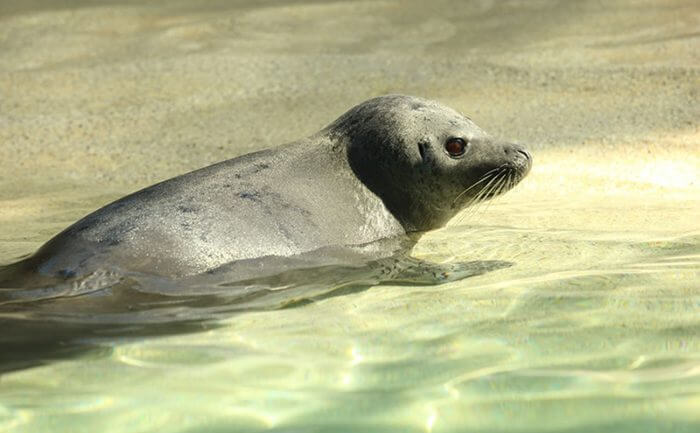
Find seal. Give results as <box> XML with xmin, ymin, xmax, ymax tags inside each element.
<box><xmin>1</xmin><ymin>95</ymin><xmax>531</xmax><ymax>284</ymax></box>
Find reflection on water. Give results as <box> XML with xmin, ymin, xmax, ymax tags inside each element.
<box><xmin>0</xmin><ymin>241</ymin><xmax>511</xmax><ymax>374</ymax></box>
<box><xmin>0</xmin><ymin>0</ymin><xmax>699</xmax><ymax>432</ymax></box>
<box><xmin>1</xmin><ymin>143</ymin><xmax>698</xmax><ymax>432</ymax></box>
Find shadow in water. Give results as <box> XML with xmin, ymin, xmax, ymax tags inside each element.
<box><xmin>0</xmin><ymin>253</ymin><xmax>511</xmax><ymax>373</ymax></box>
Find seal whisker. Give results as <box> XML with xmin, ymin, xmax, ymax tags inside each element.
<box><xmin>477</xmin><ymin>181</ymin><xmax>499</xmax><ymax>215</ymax></box>
<box><xmin>455</xmin><ymin>170</ymin><xmax>506</xmax><ymax>224</ymax></box>
<box><xmin>481</xmin><ymin>166</ymin><xmax>504</xmax><ymax>178</ymax></box>
<box><xmin>481</xmin><ymin>171</ymin><xmax>508</xmax><ymax>213</ymax></box>
<box><xmin>451</xmin><ymin>173</ymin><xmax>495</xmax><ymax>207</ymax></box>
<box><xmin>468</xmin><ymin>172</ymin><xmax>502</xmax><ymax>208</ymax></box>
<box><xmin>473</xmin><ymin>175</ymin><xmax>505</xmax><ymax>219</ymax></box>
<box><xmin>470</xmin><ymin>168</ymin><xmax>507</xmax><ymax>202</ymax></box>
<box><xmin>454</xmin><ymin>178</ymin><xmax>496</xmax><ymax>222</ymax></box>
<box><xmin>485</xmin><ymin>171</ymin><xmax>512</xmax><ymax>212</ymax></box>
<box><xmin>485</xmin><ymin>174</ymin><xmax>507</xmax><ymax>210</ymax></box>
<box><xmin>489</xmin><ymin>170</ymin><xmax>510</xmax><ymax>198</ymax></box>
<box><xmin>501</xmin><ymin>173</ymin><xmax>512</xmax><ymax>198</ymax></box>
<box><xmin>496</xmin><ymin>170</ymin><xmax>512</xmax><ymax>197</ymax></box>
<box><xmin>454</xmin><ymin>181</ymin><xmax>493</xmax><ymax>224</ymax></box>
<box><xmin>452</xmin><ymin>164</ymin><xmax>507</xmax><ymax>206</ymax></box>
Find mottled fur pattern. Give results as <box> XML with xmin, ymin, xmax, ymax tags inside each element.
<box><xmin>1</xmin><ymin>95</ymin><xmax>531</xmax><ymax>283</ymax></box>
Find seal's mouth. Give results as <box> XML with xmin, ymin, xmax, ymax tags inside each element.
<box><xmin>513</xmin><ymin>146</ymin><xmax>533</xmax><ymax>178</ymax></box>
<box><xmin>491</xmin><ymin>148</ymin><xmax>532</xmax><ymax>197</ymax></box>
<box><xmin>483</xmin><ymin>145</ymin><xmax>532</xmax><ymax>199</ymax></box>
<box><xmin>451</xmin><ymin>149</ymin><xmax>532</xmax><ymax>209</ymax></box>
<box><xmin>480</xmin><ymin>165</ymin><xmax>526</xmax><ymax>199</ymax></box>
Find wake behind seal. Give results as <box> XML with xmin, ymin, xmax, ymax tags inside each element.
<box><xmin>1</xmin><ymin>95</ymin><xmax>532</xmax><ymax>286</ymax></box>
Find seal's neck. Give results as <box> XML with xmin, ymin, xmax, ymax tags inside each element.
<box><xmin>333</xmin><ymin>134</ymin><xmax>453</xmax><ymax>233</ymax></box>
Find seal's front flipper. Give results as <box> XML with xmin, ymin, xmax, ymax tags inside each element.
<box><xmin>380</xmin><ymin>257</ymin><xmax>513</xmax><ymax>286</ymax></box>
<box><xmin>273</xmin><ymin>257</ymin><xmax>512</xmax><ymax>308</ymax></box>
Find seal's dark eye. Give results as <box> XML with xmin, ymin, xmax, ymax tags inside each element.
<box><xmin>445</xmin><ymin>138</ymin><xmax>467</xmax><ymax>157</ymax></box>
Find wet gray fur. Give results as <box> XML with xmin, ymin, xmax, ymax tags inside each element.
<box><xmin>8</xmin><ymin>95</ymin><xmax>531</xmax><ymax>279</ymax></box>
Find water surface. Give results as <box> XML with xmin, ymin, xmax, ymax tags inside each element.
<box><xmin>0</xmin><ymin>1</ymin><xmax>698</xmax><ymax>432</ymax></box>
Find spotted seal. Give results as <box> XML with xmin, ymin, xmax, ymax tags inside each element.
<box><xmin>1</xmin><ymin>95</ymin><xmax>531</xmax><ymax>285</ymax></box>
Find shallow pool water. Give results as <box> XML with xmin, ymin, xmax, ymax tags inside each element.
<box><xmin>1</xmin><ymin>142</ymin><xmax>698</xmax><ymax>432</ymax></box>
<box><xmin>1</xmin><ymin>0</ymin><xmax>699</xmax><ymax>432</ymax></box>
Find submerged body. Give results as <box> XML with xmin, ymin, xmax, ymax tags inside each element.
<box><xmin>28</xmin><ymin>140</ymin><xmax>401</xmax><ymax>278</ymax></box>
<box><xmin>2</xmin><ymin>95</ymin><xmax>531</xmax><ymax>284</ymax></box>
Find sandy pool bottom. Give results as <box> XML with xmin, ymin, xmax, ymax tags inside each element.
<box><xmin>0</xmin><ymin>138</ymin><xmax>698</xmax><ymax>433</ymax></box>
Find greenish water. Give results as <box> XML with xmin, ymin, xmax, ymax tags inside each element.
<box><xmin>1</xmin><ymin>171</ymin><xmax>698</xmax><ymax>432</ymax></box>
<box><xmin>1</xmin><ymin>0</ymin><xmax>699</xmax><ymax>431</ymax></box>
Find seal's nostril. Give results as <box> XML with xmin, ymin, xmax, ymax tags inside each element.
<box><xmin>504</xmin><ymin>145</ymin><xmax>531</xmax><ymax>161</ymax></box>
<box><xmin>516</xmin><ymin>148</ymin><xmax>531</xmax><ymax>160</ymax></box>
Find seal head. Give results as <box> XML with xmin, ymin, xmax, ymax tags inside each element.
<box><xmin>332</xmin><ymin>95</ymin><xmax>532</xmax><ymax>232</ymax></box>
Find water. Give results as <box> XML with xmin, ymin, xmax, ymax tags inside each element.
<box><xmin>1</xmin><ymin>144</ymin><xmax>698</xmax><ymax>432</ymax></box>
<box><xmin>1</xmin><ymin>1</ymin><xmax>699</xmax><ymax>432</ymax></box>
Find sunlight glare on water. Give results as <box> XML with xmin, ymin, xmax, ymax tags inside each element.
<box><xmin>0</xmin><ymin>0</ymin><xmax>699</xmax><ymax>432</ymax></box>
<box><xmin>1</xmin><ymin>142</ymin><xmax>698</xmax><ymax>432</ymax></box>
